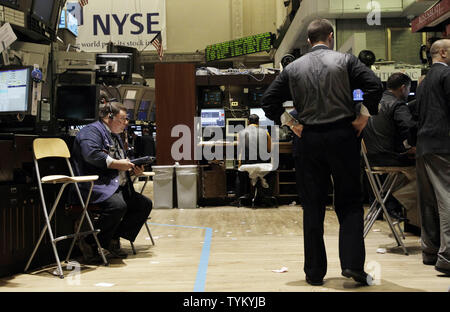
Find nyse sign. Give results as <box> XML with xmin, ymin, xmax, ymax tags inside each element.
<box><xmin>71</xmin><ymin>0</ymin><xmax>166</xmax><ymax>52</ymax></box>
<box><xmin>373</xmin><ymin>68</ymin><xmax>422</xmax><ymax>82</ymax></box>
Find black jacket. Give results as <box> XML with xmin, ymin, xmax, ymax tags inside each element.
<box><xmin>261</xmin><ymin>45</ymin><xmax>383</xmax><ymax>126</ymax></box>
<box><xmin>363</xmin><ymin>91</ymin><xmax>417</xmax><ymax>165</ymax></box>
<box><xmin>415</xmin><ymin>63</ymin><xmax>450</xmax><ymax>157</ymax></box>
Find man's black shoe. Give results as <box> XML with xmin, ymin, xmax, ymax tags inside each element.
<box><xmin>306</xmin><ymin>276</ymin><xmax>324</xmax><ymax>286</ymax></box>
<box><xmin>386</xmin><ymin>210</ymin><xmax>407</xmax><ymax>222</ymax></box>
<box><xmin>435</xmin><ymin>266</ymin><xmax>450</xmax><ymax>276</ymax></box>
<box><xmin>423</xmin><ymin>259</ymin><xmax>437</xmax><ymax>266</ymax></box>
<box><xmin>108</xmin><ymin>239</ymin><xmax>128</xmax><ymax>259</ymax></box>
<box><xmin>342</xmin><ymin>269</ymin><xmax>373</xmax><ymax>285</ymax></box>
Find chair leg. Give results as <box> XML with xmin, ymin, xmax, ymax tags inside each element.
<box><xmin>25</xmin><ymin>183</ymin><xmax>67</xmax><ymax>278</ymax></box>
<box><xmin>71</xmin><ymin>181</ymin><xmax>108</xmax><ymax>266</ymax></box>
<box><xmin>364</xmin><ymin>172</ymin><xmax>408</xmax><ymax>255</ymax></box>
<box><xmin>130</xmin><ymin>241</ymin><xmax>137</xmax><ymax>255</ymax></box>
<box><xmin>145</xmin><ymin>222</ymin><xmax>155</xmax><ymax>246</ymax></box>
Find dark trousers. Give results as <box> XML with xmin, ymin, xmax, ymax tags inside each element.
<box><xmin>87</xmin><ymin>185</ymin><xmax>152</xmax><ymax>248</ymax></box>
<box><xmin>297</xmin><ymin>122</ymin><xmax>365</xmax><ymax>280</ymax></box>
<box><xmin>416</xmin><ymin>153</ymin><xmax>450</xmax><ymax>269</ymax></box>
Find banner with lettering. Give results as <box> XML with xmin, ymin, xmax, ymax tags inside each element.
<box><xmin>66</xmin><ymin>0</ymin><xmax>166</xmax><ymax>52</ymax></box>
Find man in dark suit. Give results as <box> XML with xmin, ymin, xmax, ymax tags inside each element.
<box><xmin>71</xmin><ymin>102</ymin><xmax>152</xmax><ymax>260</ymax></box>
<box><xmin>415</xmin><ymin>39</ymin><xmax>450</xmax><ymax>276</ymax></box>
<box><xmin>262</xmin><ymin>18</ymin><xmax>383</xmax><ymax>286</ymax></box>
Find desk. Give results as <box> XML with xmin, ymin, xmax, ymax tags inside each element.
<box><xmin>197</xmin><ymin>142</ymin><xmax>298</xmax><ymax>204</ymax></box>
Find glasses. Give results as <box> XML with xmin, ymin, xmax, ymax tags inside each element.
<box><xmin>115</xmin><ymin>116</ymin><xmax>129</xmax><ymax>123</ymax></box>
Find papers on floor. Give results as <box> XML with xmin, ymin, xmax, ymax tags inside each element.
<box><xmin>376</xmin><ymin>248</ymin><xmax>387</xmax><ymax>254</ymax></box>
<box><xmin>95</xmin><ymin>282</ymin><xmax>115</xmax><ymax>287</ymax></box>
<box><xmin>272</xmin><ymin>267</ymin><xmax>288</xmax><ymax>273</ymax></box>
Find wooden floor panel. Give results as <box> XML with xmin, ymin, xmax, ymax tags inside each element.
<box><xmin>0</xmin><ymin>204</ymin><xmax>448</xmax><ymax>292</ymax></box>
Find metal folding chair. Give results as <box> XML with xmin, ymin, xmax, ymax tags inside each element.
<box><xmin>131</xmin><ymin>171</ymin><xmax>155</xmax><ymax>254</ymax></box>
<box><xmin>361</xmin><ymin>140</ymin><xmax>410</xmax><ymax>255</ymax></box>
<box><xmin>25</xmin><ymin>138</ymin><xmax>108</xmax><ymax>278</ymax></box>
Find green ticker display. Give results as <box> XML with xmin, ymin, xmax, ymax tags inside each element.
<box><xmin>205</xmin><ymin>32</ymin><xmax>273</xmax><ymax>62</ymax></box>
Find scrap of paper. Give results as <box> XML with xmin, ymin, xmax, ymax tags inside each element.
<box><xmin>272</xmin><ymin>267</ymin><xmax>288</xmax><ymax>273</ymax></box>
<box><xmin>95</xmin><ymin>282</ymin><xmax>115</xmax><ymax>287</ymax></box>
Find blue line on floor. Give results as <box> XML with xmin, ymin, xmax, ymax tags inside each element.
<box><xmin>148</xmin><ymin>222</ymin><xmax>213</xmax><ymax>292</ymax></box>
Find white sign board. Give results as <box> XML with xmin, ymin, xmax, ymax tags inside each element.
<box><xmin>67</xmin><ymin>0</ymin><xmax>166</xmax><ymax>52</ymax></box>
<box><xmin>373</xmin><ymin>68</ymin><xmax>422</xmax><ymax>82</ymax></box>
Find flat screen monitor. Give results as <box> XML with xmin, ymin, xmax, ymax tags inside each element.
<box><xmin>96</xmin><ymin>53</ymin><xmax>132</xmax><ymax>77</ymax></box>
<box><xmin>0</xmin><ymin>67</ymin><xmax>32</xmax><ymax>114</ymax></box>
<box><xmin>56</xmin><ymin>84</ymin><xmax>99</xmax><ymax>122</ymax></box>
<box><xmin>250</xmin><ymin>108</ymin><xmax>274</xmax><ymax>127</ymax></box>
<box><xmin>202</xmin><ymin>89</ymin><xmax>222</xmax><ymax>108</ymax></box>
<box><xmin>226</xmin><ymin>118</ymin><xmax>247</xmax><ymax>138</ymax></box>
<box><xmin>201</xmin><ymin>108</ymin><xmax>225</xmax><ymax>127</ymax></box>
<box><xmin>248</xmin><ymin>87</ymin><xmax>265</xmax><ymax>107</ymax></box>
<box><xmin>32</xmin><ymin>0</ymin><xmax>53</xmax><ymax>25</ymax></box>
<box><xmin>59</xmin><ymin>9</ymin><xmax>79</xmax><ymax>36</ymax></box>
<box><xmin>353</xmin><ymin>89</ymin><xmax>364</xmax><ymax>101</ymax></box>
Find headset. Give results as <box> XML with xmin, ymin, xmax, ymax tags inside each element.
<box><xmin>108</xmin><ymin>102</ymin><xmax>114</xmax><ymax>119</ymax></box>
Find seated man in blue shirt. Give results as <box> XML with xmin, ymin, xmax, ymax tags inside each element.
<box><xmin>71</xmin><ymin>101</ymin><xmax>152</xmax><ymax>261</ymax></box>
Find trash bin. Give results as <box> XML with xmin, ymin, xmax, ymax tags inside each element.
<box><xmin>152</xmin><ymin>165</ymin><xmax>175</xmax><ymax>209</ymax></box>
<box><xmin>175</xmin><ymin>165</ymin><xmax>198</xmax><ymax>208</ymax></box>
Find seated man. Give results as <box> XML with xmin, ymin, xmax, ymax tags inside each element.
<box><xmin>235</xmin><ymin>114</ymin><xmax>274</xmax><ymax>206</ymax></box>
<box><xmin>71</xmin><ymin>101</ymin><xmax>152</xmax><ymax>261</ymax></box>
<box><xmin>362</xmin><ymin>72</ymin><xmax>417</xmax><ymax>220</ymax></box>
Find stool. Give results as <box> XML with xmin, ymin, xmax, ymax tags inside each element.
<box><xmin>238</xmin><ymin>164</ymin><xmax>278</xmax><ymax>208</ymax></box>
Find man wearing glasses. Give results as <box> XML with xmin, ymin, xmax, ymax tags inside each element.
<box><xmin>71</xmin><ymin>101</ymin><xmax>152</xmax><ymax>262</ymax></box>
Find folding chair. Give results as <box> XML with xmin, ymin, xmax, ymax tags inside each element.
<box><xmin>131</xmin><ymin>171</ymin><xmax>155</xmax><ymax>254</ymax></box>
<box><xmin>361</xmin><ymin>140</ymin><xmax>410</xmax><ymax>255</ymax></box>
<box><xmin>24</xmin><ymin>138</ymin><xmax>108</xmax><ymax>278</ymax></box>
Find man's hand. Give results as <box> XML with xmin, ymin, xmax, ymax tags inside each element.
<box><xmin>110</xmin><ymin>159</ymin><xmax>135</xmax><ymax>171</ymax></box>
<box><xmin>406</xmin><ymin>146</ymin><xmax>416</xmax><ymax>159</ymax></box>
<box><xmin>290</xmin><ymin>123</ymin><xmax>304</xmax><ymax>138</ymax></box>
<box><xmin>352</xmin><ymin>115</ymin><xmax>369</xmax><ymax>137</ymax></box>
<box><xmin>133</xmin><ymin>165</ymin><xmax>145</xmax><ymax>176</ymax></box>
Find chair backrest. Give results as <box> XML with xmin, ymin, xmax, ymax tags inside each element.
<box><xmin>33</xmin><ymin>138</ymin><xmax>71</xmax><ymax>160</ymax></box>
<box><xmin>361</xmin><ymin>139</ymin><xmax>368</xmax><ymax>155</ymax></box>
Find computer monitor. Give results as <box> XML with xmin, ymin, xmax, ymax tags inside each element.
<box><xmin>56</xmin><ymin>84</ymin><xmax>99</xmax><ymax>123</ymax></box>
<box><xmin>201</xmin><ymin>108</ymin><xmax>225</xmax><ymax>127</ymax></box>
<box><xmin>96</xmin><ymin>53</ymin><xmax>132</xmax><ymax>84</ymax></box>
<box><xmin>0</xmin><ymin>67</ymin><xmax>32</xmax><ymax>114</ymax></box>
<box><xmin>201</xmin><ymin>89</ymin><xmax>222</xmax><ymax>108</ymax></box>
<box><xmin>225</xmin><ymin>118</ymin><xmax>247</xmax><ymax>138</ymax></box>
<box><xmin>250</xmin><ymin>108</ymin><xmax>274</xmax><ymax>127</ymax></box>
<box><xmin>31</xmin><ymin>0</ymin><xmax>62</xmax><ymax>30</ymax></box>
<box><xmin>353</xmin><ymin>89</ymin><xmax>364</xmax><ymax>101</ymax></box>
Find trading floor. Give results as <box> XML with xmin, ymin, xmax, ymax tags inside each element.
<box><xmin>0</xmin><ymin>181</ymin><xmax>448</xmax><ymax>293</ymax></box>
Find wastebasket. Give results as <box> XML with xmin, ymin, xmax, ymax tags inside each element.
<box><xmin>152</xmin><ymin>165</ymin><xmax>175</xmax><ymax>209</ymax></box>
<box><xmin>175</xmin><ymin>165</ymin><xmax>198</xmax><ymax>208</ymax></box>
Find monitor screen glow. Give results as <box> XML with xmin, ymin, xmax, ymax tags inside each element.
<box><xmin>353</xmin><ymin>89</ymin><xmax>364</xmax><ymax>101</ymax></box>
<box><xmin>0</xmin><ymin>67</ymin><xmax>31</xmax><ymax>114</ymax></box>
<box><xmin>201</xmin><ymin>108</ymin><xmax>225</xmax><ymax>127</ymax></box>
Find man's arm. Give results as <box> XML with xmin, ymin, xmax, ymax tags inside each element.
<box><xmin>443</xmin><ymin>68</ymin><xmax>450</xmax><ymax>110</ymax></box>
<box><xmin>347</xmin><ymin>55</ymin><xmax>383</xmax><ymax>116</ymax></box>
<box><xmin>394</xmin><ymin>104</ymin><xmax>418</xmax><ymax>147</ymax></box>
<box><xmin>261</xmin><ymin>70</ymin><xmax>292</xmax><ymax>124</ymax></box>
<box><xmin>79</xmin><ymin>128</ymin><xmax>109</xmax><ymax>169</ymax></box>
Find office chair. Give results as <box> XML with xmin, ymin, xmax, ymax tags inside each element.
<box><xmin>361</xmin><ymin>139</ymin><xmax>411</xmax><ymax>255</ymax></box>
<box><xmin>25</xmin><ymin>138</ymin><xmax>108</xmax><ymax>278</ymax></box>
